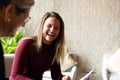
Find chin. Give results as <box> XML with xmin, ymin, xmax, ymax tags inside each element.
<box><xmin>48</xmin><ymin>39</ymin><xmax>54</xmax><ymax>42</ymax></box>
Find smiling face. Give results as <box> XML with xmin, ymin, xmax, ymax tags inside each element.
<box><xmin>42</xmin><ymin>17</ymin><xmax>60</xmax><ymax>44</ymax></box>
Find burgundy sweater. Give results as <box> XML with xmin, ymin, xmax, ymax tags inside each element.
<box><xmin>9</xmin><ymin>38</ymin><xmax>63</xmax><ymax>80</ymax></box>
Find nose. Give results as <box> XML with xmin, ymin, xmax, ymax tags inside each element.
<box><xmin>50</xmin><ymin>26</ymin><xmax>54</xmax><ymax>32</ymax></box>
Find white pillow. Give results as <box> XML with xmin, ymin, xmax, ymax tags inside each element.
<box><xmin>60</xmin><ymin>45</ymin><xmax>77</xmax><ymax>71</ymax></box>
<box><xmin>106</xmin><ymin>49</ymin><xmax>120</xmax><ymax>73</ymax></box>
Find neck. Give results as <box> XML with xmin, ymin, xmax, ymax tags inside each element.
<box><xmin>42</xmin><ymin>37</ymin><xmax>52</xmax><ymax>45</ymax></box>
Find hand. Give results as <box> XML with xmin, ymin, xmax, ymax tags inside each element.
<box><xmin>62</xmin><ymin>75</ymin><xmax>71</xmax><ymax>80</ymax></box>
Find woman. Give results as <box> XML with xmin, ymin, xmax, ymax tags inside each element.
<box><xmin>0</xmin><ymin>0</ymin><xmax>34</xmax><ymax>37</ymax></box>
<box><xmin>0</xmin><ymin>0</ymin><xmax>34</xmax><ymax>79</ymax></box>
<box><xmin>10</xmin><ymin>11</ymin><xmax>71</xmax><ymax>80</ymax></box>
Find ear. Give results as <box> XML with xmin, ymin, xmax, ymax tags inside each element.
<box><xmin>4</xmin><ymin>4</ymin><xmax>16</xmax><ymax>21</ymax></box>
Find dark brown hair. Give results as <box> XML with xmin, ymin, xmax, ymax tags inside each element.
<box><xmin>0</xmin><ymin>0</ymin><xmax>29</xmax><ymax>14</ymax></box>
<box><xmin>0</xmin><ymin>0</ymin><xmax>10</xmax><ymax>9</ymax></box>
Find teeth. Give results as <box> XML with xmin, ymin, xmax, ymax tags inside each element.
<box><xmin>48</xmin><ymin>33</ymin><xmax>54</xmax><ymax>36</ymax></box>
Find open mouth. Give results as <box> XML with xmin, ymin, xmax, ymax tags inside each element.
<box><xmin>47</xmin><ymin>32</ymin><xmax>55</xmax><ymax>37</ymax></box>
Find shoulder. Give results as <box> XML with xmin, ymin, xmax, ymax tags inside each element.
<box><xmin>18</xmin><ymin>37</ymin><xmax>36</xmax><ymax>45</ymax></box>
<box><xmin>21</xmin><ymin>37</ymin><xmax>34</xmax><ymax>41</ymax></box>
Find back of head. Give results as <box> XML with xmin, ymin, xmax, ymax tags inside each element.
<box><xmin>0</xmin><ymin>0</ymin><xmax>34</xmax><ymax>10</ymax></box>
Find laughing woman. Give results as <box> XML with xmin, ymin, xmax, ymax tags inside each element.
<box><xmin>9</xmin><ymin>11</ymin><xmax>71</xmax><ymax>80</ymax></box>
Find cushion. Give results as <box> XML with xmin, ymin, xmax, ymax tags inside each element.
<box><xmin>106</xmin><ymin>48</ymin><xmax>120</xmax><ymax>73</ymax></box>
<box><xmin>60</xmin><ymin>44</ymin><xmax>77</xmax><ymax>71</ymax></box>
<box><xmin>110</xmin><ymin>74</ymin><xmax>120</xmax><ymax>80</ymax></box>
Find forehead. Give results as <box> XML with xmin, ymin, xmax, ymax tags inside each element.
<box><xmin>45</xmin><ymin>17</ymin><xmax>60</xmax><ymax>25</ymax></box>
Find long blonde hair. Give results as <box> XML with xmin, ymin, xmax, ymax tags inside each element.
<box><xmin>35</xmin><ymin>11</ymin><xmax>65</xmax><ymax>63</ymax></box>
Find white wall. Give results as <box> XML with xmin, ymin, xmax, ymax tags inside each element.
<box><xmin>19</xmin><ymin>0</ymin><xmax>120</xmax><ymax>80</ymax></box>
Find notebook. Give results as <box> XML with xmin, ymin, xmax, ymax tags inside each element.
<box><xmin>80</xmin><ymin>69</ymin><xmax>94</xmax><ymax>80</ymax></box>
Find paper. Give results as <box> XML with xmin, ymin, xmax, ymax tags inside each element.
<box><xmin>80</xmin><ymin>69</ymin><xmax>94</xmax><ymax>80</ymax></box>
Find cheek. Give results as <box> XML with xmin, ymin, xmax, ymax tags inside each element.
<box><xmin>13</xmin><ymin>15</ymin><xmax>25</xmax><ymax>27</ymax></box>
<box><xmin>42</xmin><ymin>26</ymin><xmax>48</xmax><ymax>34</ymax></box>
<box><xmin>56</xmin><ymin>30</ymin><xmax>60</xmax><ymax>36</ymax></box>
<box><xmin>9</xmin><ymin>21</ymin><xmax>19</xmax><ymax>31</ymax></box>
<box><xmin>11</xmin><ymin>19</ymin><xmax>23</xmax><ymax>32</ymax></box>
<box><xmin>12</xmin><ymin>15</ymin><xmax>23</xmax><ymax>26</ymax></box>
<box><xmin>42</xmin><ymin>28</ymin><xmax>47</xmax><ymax>38</ymax></box>
<box><xmin>16</xmin><ymin>19</ymin><xmax>24</xmax><ymax>27</ymax></box>
<box><xmin>42</xmin><ymin>30</ymin><xmax>46</xmax><ymax>37</ymax></box>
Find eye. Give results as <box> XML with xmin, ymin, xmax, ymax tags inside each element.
<box><xmin>47</xmin><ymin>25</ymin><xmax>51</xmax><ymax>28</ymax></box>
<box><xmin>54</xmin><ymin>26</ymin><xmax>60</xmax><ymax>30</ymax></box>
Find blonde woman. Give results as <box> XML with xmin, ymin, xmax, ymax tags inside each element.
<box><xmin>10</xmin><ymin>11</ymin><xmax>71</xmax><ymax>80</ymax></box>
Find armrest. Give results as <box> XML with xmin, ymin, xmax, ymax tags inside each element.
<box><xmin>70</xmin><ymin>65</ymin><xmax>77</xmax><ymax>80</ymax></box>
<box><xmin>102</xmin><ymin>54</ymin><xmax>110</xmax><ymax>80</ymax></box>
<box><xmin>4</xmin><ymin>54</ymin><xmax>14</xmax><ymax>77</ymax></box>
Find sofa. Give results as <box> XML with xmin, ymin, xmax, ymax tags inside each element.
<box><xmin>102</xmin><ymin>52</ymin><xmax>120</xmax><ymax>80</ymax></box>
<box><xmin>42</xmin><ymin>53</ymin><xmax>78</xmax><ymax>80</ymax></box>
<box><xmin>4</xmin><ymin>53</ymin><xmax>78</xmax><ymax>80</ymax></box>
<box><xmin>4</xmin><ymin>54</ymin><xmax>14</xmax><ymax>78</ymax></box>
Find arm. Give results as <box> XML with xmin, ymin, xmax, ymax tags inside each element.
<box><xmin>9</xmin><ymin>39</ymin><xmax>33</xmax><ymax>80</ymax></box>
<box><xmin>50</xmin><ymin>61</ymin><xmax>63</xmax><ymax>80</ymax></box>
<box><xmin>50</xmin><ymin>61</ymin><xmax>71</xmax><ymax>80</ymax></box>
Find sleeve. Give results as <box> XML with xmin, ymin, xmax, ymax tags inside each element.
<box><xmin>50</xmin><ymin>61</ymin><xmax>64</xmax><ymax>80</ymax></box>
<box><xmin>9</xmin><ymin>39</ymin><xmax>33</xmax><ymax>80</ymax></box>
